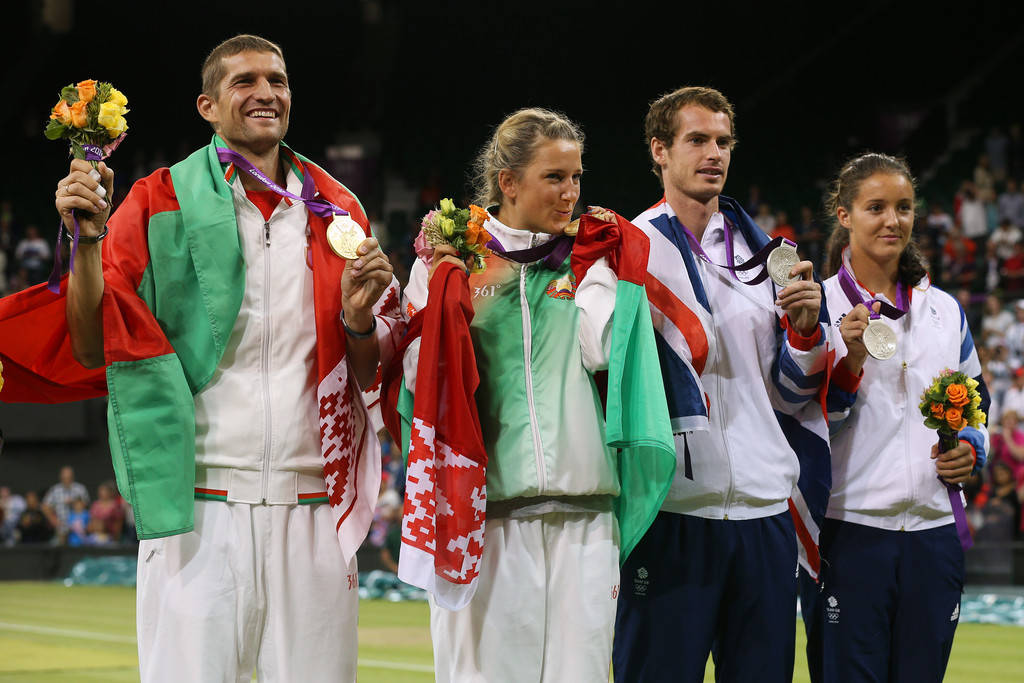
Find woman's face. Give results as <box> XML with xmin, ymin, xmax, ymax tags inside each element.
<box><xmin>499</xmin><ymin>138</ymin><xmax>582</xmax><ymax>234</ymax></box>
<box><xmin>837</xmin><ymin>172</ymin><xmax>915</xmax><ymax>270</ymax></box>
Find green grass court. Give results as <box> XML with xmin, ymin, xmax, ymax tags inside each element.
<box><xmin>0</xmin><ymin>582</ymin><xmax>1021</xmax><ymax>681</ymax></box>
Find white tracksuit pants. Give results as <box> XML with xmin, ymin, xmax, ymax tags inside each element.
<box><xmin>137</xmin><ymin>500</ymin><xmax>358</xmax><ymax>682</ymax></box>
<box><xmin>430</xmin><ymin>509</ymin><xmax>619</xmax><ymax>683</ymax></box>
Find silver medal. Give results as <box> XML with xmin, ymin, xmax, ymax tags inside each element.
<box><xmin>766</xmin><ymin>244</ymin><xmax>801</xmax><ymax>287</ymax></box>
<box><xmin>863</xmin><ymin>318</ymin><xmax>898</xmax><ymax>360</ymax></box>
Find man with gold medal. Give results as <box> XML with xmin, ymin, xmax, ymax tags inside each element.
<box><xmin>47</xmin><ymin>34</ymin><xmax>401</xmax><ymax>683</ymax></box>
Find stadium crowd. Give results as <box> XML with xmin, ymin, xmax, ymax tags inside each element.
<box><xmin>3</xmin><ymin>124</ymin><xmax>1023</xmax><ymax>550</ymax></box>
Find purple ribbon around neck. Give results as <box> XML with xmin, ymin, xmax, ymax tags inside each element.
<box><xmin>47</xmin><ymin>145</ymin><xmax>104</xmax><ymax>294</ymax></box>
<box><xmin>215</xmin><ymin>147</ymin><xmax>349</xmax><ymax>219</ymax></box>
<box><xmin>836</xmin><ymin>263</ymin><xmax>909</xmax><ymax>321</ymax></box>
<box><xmin>937</xmin><ymin>432</ymin><xmax>974</xmax><ymax>550</ymax></box>
<box><xmin>485</xmin><ymin>233</ymin><xmax>573</xmax><ymax>270</ymax></box>
<box><xmin>673</xmin><ymin>215</ymin><xmax>796</xmax><ymax>286</ymax></box>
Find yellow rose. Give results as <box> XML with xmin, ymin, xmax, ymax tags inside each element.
<box><xmin>98</xmin><ymin>101</ymin><xmax>128</xmax><ymax>136</ymax></box>
<box><xmin>439</xmin><ymin>198</ymin><xmax>456</xmax><ymax>215</ymax></box>
<box><xmin>104</xmin><ymin>115</ymin><xmax>128</xmax><ymax>138</ymax></box>
<box><xmin>107</xmin><ymin>87</ymin><xmax>128</xmax><ymax>110</ymax></box>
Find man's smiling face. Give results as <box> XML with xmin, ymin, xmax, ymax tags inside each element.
<box><xmin>200</xmin><ymin>50</ymin><xmax>291</xmax><ymax>155</ymax></box>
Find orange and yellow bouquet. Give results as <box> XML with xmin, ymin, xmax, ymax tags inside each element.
<box><xmin>919</xmin><ymin>369</ymin><xmax>987</xmax><ymax>451</ymax></box>
<box><xmin>415</xmin><ymin>199</ymin><xmax>492</xmax><ymax>274</ymax></box>
<box><xmin>44</xmin><ymin>79</ymin><xmax>128</xmax><ymax>162</ymax></box>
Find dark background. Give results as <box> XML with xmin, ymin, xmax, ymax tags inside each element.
<box><xmin>2</xmin><ymin>0</ymin><xmax>1024</xmax><ymax>491</ymax></box>
<box><xmin>3</xmin><ymin>0</ymin><xmax>1024</xmax><ymax>225</ymax></box>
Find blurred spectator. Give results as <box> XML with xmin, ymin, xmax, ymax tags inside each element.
<box><xmin>17</xmin><ymin>491</ymin><xmax>54</xmax><ymax>544</ymax></box>
<box><xmin>982</xmin><ymin>294</ymin><xmax>1014</xmax><ymax>344</ymax></box>
<box><xmin>0</xmin><ymin>200</ymin><xmax>14</xmax><ymax>252</ymax></box>
<box><xmin>14</xmin><ymin>225</ymin><xmax>51</xmax><ymax>286</ymax></box>
<box><xmin>41</xmin><ymin>465</ymin><xmax>90</xmax><ymax>543</ymax></box>
<box><xmin>983</xmin><ymin>188</ymin><xmax>1000</xmax><ymax>235</ymax></box>
<box><xmin>986</xmin><ymin>127</ymin><xmax>1010</xmax><ymax>181</ymax></box>
<box><xmin>986</xmin><ymin>348</ymin><xmax>1011</xmax><ymax>418</ymax></box>
<box><xmin>1001</xmin><ymin>242</ymin><xmax>1024</xmax><ymax>295</ymax></box>
<box><xmin>973</xmin><ymin>155</ymin><xmax>995</xmax><ymax>195</ymax></box>
<box><xmin>991</xmin><ymin>410</ymin><xmax>1024</xmax><ymax>486</ymax></box>
<box><xmin>941</xmin><ymin>228</ymin><xmax>978</xmax><ymax>289</ymax></box>
<box><xmin>770</xmin><ymin>210</ymin><xmax>796</xmax><ymax>243</ymax></box>
<box><xmin>378</xmin><ymin>499</ymin><xmax>402</xmax><ymax>575</ymax></box>
<box><xmin>746</xmin><ymin>184</ymin><xmax>762</xmax><ymax>217</ymax></box>
<box><xmin>85</xmin><ymin>516</ymin><xmax>115</xmax><ymax>546</ymax></box>
<box><xmin>0</xmin><ymin>486</ymin><xmax>25</xmax><ymax>543</ymax></box>
<box><xmin>997</xmin><ymin>178</ymin><xmax>1024</xmax><ymax>227</ymax></box>
<box><xmin>88</xmin><ymin>481</ymin><xmax>125</xmax><ymax>542</ymax></box>
<box><xmin>987</xmin><ymin>462</ymin><xmax>1021</xmax><ymax>539</ymax></box>
<box><xmin>753</xmin><ymin>202</ymin><xmax>774</xmax><ymax>235</ymax></box>
<box><xmin>66</xmin><ymin>497</ymin><xmax>89</xmax><ymax>547</ymax></box>
<box><xmin>925</xmin><ymin>203</ymin><xmax>954</xmax><ymax>245</ymax></box>
<box><xmin>957</xmin><ymin>183</ymin><xmax>988</xmax><ymax>243</ymax></box>
<box><xmin>1002</xmin><ymin>368</ymin><xmax>1024</xmax><ymax>418</ymax></box>
<box><xmin>989</xmin><ymin>218</ymin><xmax>1022</xmax><ymax>263</ymax></box>
<box><xmin>795</xmin><ymin>206</ymin><xmax>825</xmax><ymax>267</ymax></box>
<box><xmin>754</xmin><ymin>204</ymin><xmax>776</xmax><ymax>234</ymax></box>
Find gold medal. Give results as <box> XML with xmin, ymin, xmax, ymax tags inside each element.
<box><xmin>564</xmin><ymin>219</ymin><xmax>580</xmax><ymax>236</ymax></box>
<box><xmin>327</xmin><ymin>215</ymin><xmax>365</xmax><ymax>260</ymax></box>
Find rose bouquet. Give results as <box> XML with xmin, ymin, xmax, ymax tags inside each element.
<box><xmin>414</xmin><ymin>199</ymin><xmax>492</xmax><ymax>274</ymax></box>
<box><xmin>44</xmin><ymin>79</ymin><xmax>128</xmax><ymax>162</ymax></box>
<box><xmin>919</xmin><ymin>369</ymin><xmax>987</xmax><ymax>452</ymax></box>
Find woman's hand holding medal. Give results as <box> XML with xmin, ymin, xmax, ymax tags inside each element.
<box><xmin>839</xmin><ymin>301</ymin><xmax>882</xmax><ymax>374</ymax></box>
<box><xmin>774</xmin><ymin>259</ymin><xmax>822</xmax><ymax>336</ymax></box>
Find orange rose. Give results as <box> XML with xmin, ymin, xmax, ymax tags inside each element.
<box><xmin>930</xmin><ymin>403</ymin><xmax>945</xmax><ymax>419</ymax></box>
<box><xmin>465</xmin><ymin>222</ymin><xmax>481</xmax><ymax>245</ymax></box>
<box><xmin>476</xmin><ymin>227</ymin><xmax>492</xmax><ymax>248</ymax></box>
<box><xmin>77</xmin><ymin>79</ymin><xmax>97</xmax><ymax>104</ymax></box>
<box><xmin>50</xmin><ymin>99</ymin><xmax>72</xmax><ymax>125</ymax></box>
<box><xmin>470</xmin><ymin>204</ymin><xmax>488</xmax><ymax>226</ymax></box>
<box><xmin>69</xmin><ymin>100</ymin><xmax>89</xmax><ymax>128</ymax></box>
<box><xmin>945</xmin><ymin>407</ymin><xmax>966</xmax><ymax>431</ymax></box>
<box><xmin>946</xmin><ymin>384</ymin><xmax>969</xmax><ymax>407</ymax></box>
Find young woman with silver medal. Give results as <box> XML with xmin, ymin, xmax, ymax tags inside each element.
<box><xmin>810</xmin><ymin>153</ymin><xmax>990</xmax><ymax>682</ymax></box>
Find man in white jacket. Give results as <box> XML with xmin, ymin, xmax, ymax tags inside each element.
<box><xmin>612</xmin><ymin>86</ymin><xmax>828</xmax><ymax>683</ymax></box>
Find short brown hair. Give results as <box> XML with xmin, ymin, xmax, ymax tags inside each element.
<box><xmin>644</xmin><ymin>86</ymin><xmax>736</xmax><ymax>180</ymax></box>
<box><xmin>201</xmin><ymin>34</ymin><xmax>285</xmax><ymax>97</ymax></box>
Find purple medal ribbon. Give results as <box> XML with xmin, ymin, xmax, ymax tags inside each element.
<box><xmin>836</xmin><ymin>262</ymin><xmax>908</xmax><ymax>321</ymax></box>
<box><xmin>485</xmin><ymin>234</ymin><xmax>573</xmax><ymax>270</ymax></box>
<box><xmin>215</xmin><ymin>147</ymin><xmax>349</xmax><ymax>219</ymax></box>
<box><xmin>938</xmin><ymin>434</ymin><xmax>975</xmax><ymax>550</ymax></box>
<box><xmin>47</xmin><ymin>144</ymin><xmax>105</xmax><ymax>294</ymax></box>
<box><xmin>672</xmin><ymin>215</ymin><xmax>795</xmax><ymax>286</ymax></box>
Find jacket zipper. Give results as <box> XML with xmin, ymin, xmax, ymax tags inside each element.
<box><xmin>260</xmin><ymin>218</ymin><xmax>273</xmax><ymax>504</ymax></box>
<box><xmin>520</xmin><ymin>241</ymin><xmax>547</xmax><ymax>492</ymax></box>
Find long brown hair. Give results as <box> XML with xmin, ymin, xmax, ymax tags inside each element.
<box><xmin>823</xmin><ymin>152</ymin><xmax>928</xmax><ymax>285</ymax></box>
